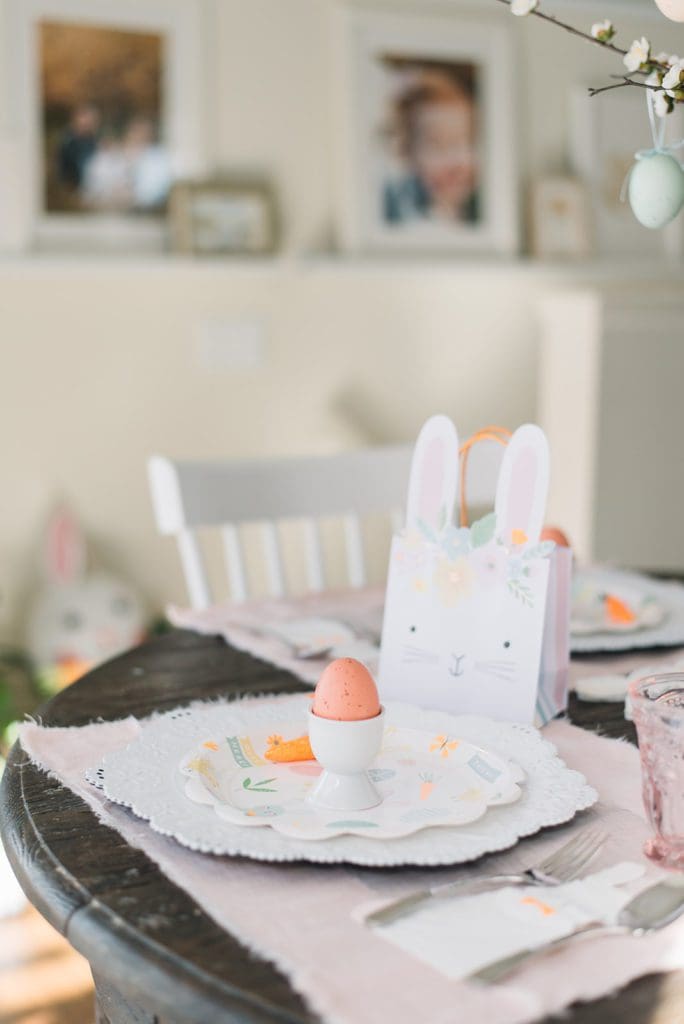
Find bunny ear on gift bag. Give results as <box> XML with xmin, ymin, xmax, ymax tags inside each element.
<box><xmin>495</xmin><ymin>424</ymin><xmax>549</xmax><ymax>547</ymax></box>
<box><xmin>405</xmin><ymin>415</ymin><xmax>459</xmax><ymax>536</ymax></box>
<box><xmin>44</xmin><ymin>504</ymin><xmax>87</xmax><ymax>584</ymax></box>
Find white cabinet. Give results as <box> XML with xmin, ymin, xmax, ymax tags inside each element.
<box><xmin>538</xmin><ymin>287</ymin><xmax>684</xmax><ymax>571</ymax></box>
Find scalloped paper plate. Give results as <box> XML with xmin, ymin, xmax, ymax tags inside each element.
<box><xmin>97</xmin><ymin>695</ymin><xmax>597</xmax><ymax>867</ymax></box>
<box><xmin>180</xmin><ymin>724</ymin><xmax>524</xmax><ymax>840</ymax></box>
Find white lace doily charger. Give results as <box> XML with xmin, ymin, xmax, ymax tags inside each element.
<box><xmin>97</xmin><ymin>695</ymin><xmax>597</xmax><ymax>867</ymax></box>
<box><xmin>571</xmin><ymin>568</ymin><xmax>684</xmax><ymax>653</ymax></box>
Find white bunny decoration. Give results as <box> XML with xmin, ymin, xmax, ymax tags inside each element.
<box><xmin>27</xmin><ymin>506</ymin><xmax>146</xmax><ymax>686</ymax></box>
<box><xmin>378</xmin><ymin>415</ymin><xmax>563</xmax><ymax>724</ymax></box>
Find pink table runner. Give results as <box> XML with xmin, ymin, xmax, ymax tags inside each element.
<box><xmin>168</xmin><ymin>586</ymin><xmax>387</xmax><ymax>686</ymax></box>
<box><xmin>20</xmin><ymin>710</ymin><xmax>684</xmax><ymax>1024</ymax></box>
<box><xmin>168</xmin><ymin>585</ymin><xmax>684</xmax><ymax>694</ymax></box>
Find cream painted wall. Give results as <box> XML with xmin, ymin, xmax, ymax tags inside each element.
<box><xmin>1</xmin><ymin>260</ymin><xmax>556</xmax><ymax>635</ymax></box>
<box><xmin>2</xmin><ymin>0</ymin><xmax>684</xmax><ymax>642</ymax></box>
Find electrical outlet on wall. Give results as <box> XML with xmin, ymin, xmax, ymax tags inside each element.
<box><xmin>194</xmin><ymin>317</ymin><xmax>267</xmax><ymax>371</ymax></box>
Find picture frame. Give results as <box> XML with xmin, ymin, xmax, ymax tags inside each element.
<box><xmin>333</xmin><ymin>8</ymin><xmax>518</xmax><ymax>256</ymax></box>
<box><xmin>5</xmin><ymin>0</ymin><xmax>208</xmax><ymax>252</ymax></box>
<box><xmin>570</xmin><ymin>85</ymin><xmax>683</xmax><ymax>261</ymax></box>
<box><xmin>529</xmin><ymin>176</ymin><xmax>592</xmax><ymax>260</ymax></box>
<box><xmin>169</xmin><ymin>180</ymin><xmax>278</xmax><ymax>256</ymax></box>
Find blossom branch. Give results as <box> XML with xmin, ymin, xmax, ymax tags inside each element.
<box><xmin>494</xmin><ymin>0</ymin><xmax>669</xmax><ymax>72</ymax></box>
<box><xmin>588</xmin><ymin>77</ymin><xmax>663</xmax><ymax>97</ymax></box>
<box><xmin>494</xmin><ymin>0</ymin><xmax>627</xmax><ymax>54</ymax></box>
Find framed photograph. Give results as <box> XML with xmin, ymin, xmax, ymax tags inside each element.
<box><xmin>529</xmin><ymin>177</ymin><xmax>592</xmax><ymax>260</ymax></box>
<box><xmin>169</xmin><ymin>180</ymin><xmax>278</xmax><ymax>256</ymax></box>
<box><xmin>570</xmin><ymin>86</ymin><xmax>683</xmax><ymax>260</ymax></box>
<box><xmin>7</xmin><ymin>0</ymin><xmax>207</xmax><ymax>251</ymax></box>
<box><xmin>334</xmin><ymin>9</ymin><xmax>518</xmax><ymax>256</ymax></box>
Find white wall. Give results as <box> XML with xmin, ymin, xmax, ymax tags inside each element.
<box><xmin>2</xmin><ymin>0</ymin><xmax>684</xmax><ymax>640</ymax></box>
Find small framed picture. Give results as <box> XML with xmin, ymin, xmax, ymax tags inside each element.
<box><xmin>169</xmin><ymin>180</ymin><xmax>278</xmax><ymax>256</ymax></box>
<box><xmin>529</xmin><ymin>177</ymin><xmax>592</xmax><ymax>259</ymax></box>
<box><xmin>334</xmin><ymin>9</ymin><xmax>518</xmax><ymax>256</ymax></box>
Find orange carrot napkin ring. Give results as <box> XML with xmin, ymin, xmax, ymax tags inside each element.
<box><xmin>264</xmin><ymin>733</ymin><xmax>314</xmax><ymax>762</ymax></box>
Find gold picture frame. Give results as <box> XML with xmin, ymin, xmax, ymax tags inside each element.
<box><xmin>169</xmin><ymin>179</ymin><xmax>278</xmax><ymax>256</ymax></box>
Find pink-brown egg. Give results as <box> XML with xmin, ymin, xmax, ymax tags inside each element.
<box><xmin>541</xmin><ymin>525</ymin><xmax>572</xmax><ymax>548</ymax></box>
<box><xmin>312</xmin><ymin>658</ymin><xmax>381</xmax><ymax>721</ymax></box>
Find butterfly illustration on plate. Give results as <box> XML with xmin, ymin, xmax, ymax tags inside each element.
<box><xmin>429</xmin><ymin>734</ymin><xmax>460</xmax><ymax>759</ymax></box>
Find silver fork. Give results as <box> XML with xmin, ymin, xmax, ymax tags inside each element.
<box><xmin>365</xmin><ymin>827</ymin><xmax>607</xmax><ymax>927</ymax></box>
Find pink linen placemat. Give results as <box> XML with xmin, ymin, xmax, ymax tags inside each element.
<box><xmin>19</xmin><ymin>710</ymin><xmax>684</xmax><ymax>1024</ymax></box>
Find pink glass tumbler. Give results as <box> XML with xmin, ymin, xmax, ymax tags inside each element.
<box><xmin>630</xmin><ymin>673</ymin><xmax>684</xmax><ymax>871</ymax></box>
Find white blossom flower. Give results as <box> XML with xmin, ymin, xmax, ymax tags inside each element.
<box><xmin>624</xmin><ymin>37</ymin><xmax>651</xmax><ymax>72</ymax></box>
<box><xmin>646</xmin><ymin>69</ymin><xmax>663</xmax><ymax>86</ymax></box>
<box><xmin>510</xmin><ymin>0</ymin><xmax>538</xmax><ymax>15</ymax></box>
<box><xmin>654</xmin><ymin>89</ymin><xmax>675</xmax><ymax>116</ymax></box>
<box><xmin>663</xmin><ymin>58</ymin><xmax>684</xmax><ymax>93</ymax></box>
<box><xmin>591</xmin><ymin>20</ymin><xmax>615</xmax><ymax>43</ymax></box>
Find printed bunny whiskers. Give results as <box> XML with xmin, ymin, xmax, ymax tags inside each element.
<box><xmin>378</xmin><ymin>416</ymin><xmax>569</xmax><ymax>725</ymax></box>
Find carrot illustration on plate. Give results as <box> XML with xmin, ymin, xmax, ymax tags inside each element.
<box><xmin>604</xmin><ymin>593</ymin><xmax>637</xmax><ymax>625</ymax></box>
<box><xmin>264</xmin><ymin>733</ymin><xmax>315</xmax><ymax>763</ymax></box>
<box><xmin>419</xmin><ymin>771</ymin><xmax>435</xmax><ymax>800</ymax></box>
<box><xmin>521</xmin><ymin>895</ymin><xmax>556</xmax><ymax>916</ymax></box>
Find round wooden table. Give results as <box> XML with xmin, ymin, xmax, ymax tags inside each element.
<box><xmin>2</xmin><ymin>630</ymin><xmax>683</xmax><ymax>1024</ymax></box>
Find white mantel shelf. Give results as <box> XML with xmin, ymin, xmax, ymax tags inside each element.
<box><xmin>0</xmin><ymin>252</ymin><xmax>682</xmax><ymax>281</ymax></box>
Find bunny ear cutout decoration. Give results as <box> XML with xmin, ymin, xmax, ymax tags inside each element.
<box><xmin>405</xmin><ymin>415</ymin><xmax>459</xmax><ymax>536</ymax></box>
<box><xmin>494</xmin><ymin>424</ymin><xmax>549</xmax><ymax>548</ymax></box>
<box><xmin>45</xmin><ymin>505</ymin><xmax>86</xmax><ymax>584</ymax></box>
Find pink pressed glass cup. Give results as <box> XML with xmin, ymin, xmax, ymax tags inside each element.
<box><xmin>629</xmin><ymin>673</ymin><xmax>684</xmax><ymax>871</ymax></box>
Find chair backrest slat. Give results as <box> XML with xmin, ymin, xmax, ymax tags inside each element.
<box><xmin>302</xmin><ymin>518</ymin><xmax>325</xmax><ymax>592</ymax></box>
<box><xmin>177</xmin><ymin>528</ymin><xmax>211</xmax><ymax>610</ymax></box>
<box><xmin>221</xmin><ymin>525</ymin><xmax>248</xmax><ymax>603</ymax></box>
<box><xmin>261</xmin><ymin>522</ymin><xmax>285</xmax><ymax>597</ymax></box>
<box><xmin>343</xmin><ymin>513</ymin><xmax>366</xmax><ymax>588</ymax></box>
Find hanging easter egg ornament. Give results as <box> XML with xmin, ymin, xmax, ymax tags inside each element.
<box><xmin>500</xmin><ymin>0</ymin><xmax>684</xmax><ymax>229</ymax></box>
<box><xmin>654</xmin><ymin>0</ymin><xmax>684</xmax><ymax>22</ymax></box>
<box><xmin>628</xmin><ymin>151</ymin><xmax>684</xmax><ymax>227</ymax></box>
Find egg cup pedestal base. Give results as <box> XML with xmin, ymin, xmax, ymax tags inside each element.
<box><xmin>306</xmin><ymin>707</ymin><xmax>385</xmax><ymax>813</ymax></box>
<box><xmin>307</xmin><ymin>770</ymin><xmax>381</xmax><ymax>812</ymax></box>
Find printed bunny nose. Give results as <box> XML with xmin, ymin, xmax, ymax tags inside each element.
<box><xmin>449</xmin><ymin>653</ymin><xmax>465</xmax><ymax>677</ymax></box>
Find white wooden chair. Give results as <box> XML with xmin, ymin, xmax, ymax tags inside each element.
<box><xmin>148</xmin><ymin>442</ymin><xmax>503</xmax><ymax>610</ymax></box>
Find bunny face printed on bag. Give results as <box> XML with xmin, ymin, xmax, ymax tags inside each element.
<box><xmin>378</xmin><ymin>416</ymin><xmax>554</xmax><ymax>723</ymax></box>
<box><xmin>27</xmin><ymin>506</ymin><xmax>146</xmax><ymax>685</ymax></box>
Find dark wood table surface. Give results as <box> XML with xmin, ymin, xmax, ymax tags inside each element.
<box><xmin>2</xmin><ymin>629</ymin><xmax>683</xmax><ymax>1024</ymax></box>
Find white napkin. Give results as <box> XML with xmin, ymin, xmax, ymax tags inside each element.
<box><xmin>362</xmin><ymin>862</ymin><xmax>645</xmax><ymax>980</ymax></box>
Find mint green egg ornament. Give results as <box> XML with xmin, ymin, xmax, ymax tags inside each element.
<box><xmin>628</xmin><ymin>153</ymin><xmax>684</xmax><ymax>229</ymax></box>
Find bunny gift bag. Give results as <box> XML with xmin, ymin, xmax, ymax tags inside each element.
<box><xmin>378</xmin><ymin>416</ymin><xmax>570</xmax><ymax>725</ymax></box>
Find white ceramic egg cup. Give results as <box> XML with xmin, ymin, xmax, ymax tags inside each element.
<box><xmin>306</xmin><ymin>706</ymin><xmax>385</xmax><ymax>811</ymax></box>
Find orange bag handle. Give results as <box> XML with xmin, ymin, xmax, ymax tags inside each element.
<box><xmin>458</xmin><ymin>425</ymin><xmax>512</xmax><ymax>527</ymax></box>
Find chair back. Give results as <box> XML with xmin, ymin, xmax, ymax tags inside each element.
<box><xmin>148</xmin><ymin>441</ymin><xmax>503</xmax><ymax>609</ymax></box>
